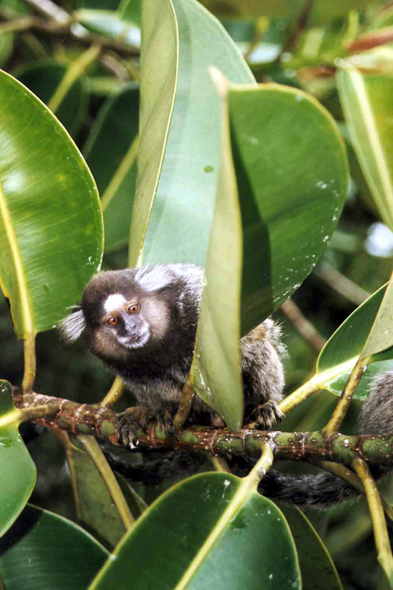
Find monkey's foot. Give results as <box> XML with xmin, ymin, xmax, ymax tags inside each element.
<box><xmin>246</xmin><ymin>400</ymin><xmax>284</xmax><ymax>430</ymax></box>
<box><xmin>115</xmin><ymin>406</ymin><xmax>174</xmax><ymax>446</ymax></box>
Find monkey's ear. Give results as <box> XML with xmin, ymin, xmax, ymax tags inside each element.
<box><xmin>59</xmin><ymin>306</ymin><xmax>86</xmax><ymax>343</ymax></box>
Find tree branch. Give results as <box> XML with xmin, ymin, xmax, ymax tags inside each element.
<box><xmin>13</xmin><ymin>390</ymin><xmax>393</xmax><ymax>469</ymax></box>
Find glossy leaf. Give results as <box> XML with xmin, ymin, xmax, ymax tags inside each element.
<box><xmin>67</xmin><ymin>442</ymin><xmax>129</xmax><ymax>548</ymax></box>
<box><xmin>84</xmin><ymin>84</ymin><xmax>139</xmax><ymax>252</ymax></box>
<box><xmin>337</xmin><ymin>67</ymin><xmax>393</xmax><ymax>231</ymax></box>
<box><xmin>361</xmin><ymin>273</ymin><xmax>393</xmax><ymax>359</ymax></box>
<box><xmin>316</xmin><ymin>284</ymin><xmax>393</xmax><ymax>398</ymax></box>
<box><xmin>131</xmin><ymin>0</ymin><xmax>255</xmax><ymax>267</ymax></box>
<box><xmin>0</xmin><ymin>381</ymin><xmax>36</xmax><ymax>537</ymax></box>
<box><xmin>0</xmin><ymin>504</ymin><xmax>109</xmax><ymax>590</ymax></box>
<box><xmin>128</xmin><ymin>0</ymin><xmax>178</xmax><ymax>266</ymax></box>
<box><xmin>227</xmin><ymin>85</ymin><xmax>348</xmax><ymax>335</ymax></box>
<box><xmin>16</xmin><ymin>62</ymin><xmax>89</xmax><ymax>137</ymax></box>
<box><xmin>0</xmin><ymin>70</ymin><xmax>103</xmax><ymax>338</ymax></box>
<box><xmin>279</xmin><ymin>505</ymin><xmax>343</xmax><ymax>590</ymax></box>
<box><xmin>90</xmin><ymin>473</ymin><xmax>301</xmax><ymax>590</ymax></box>
<box><xmin>193</xmin><ymin>71</ymin><xmax>243</xmax><ymax>430</ymax></box>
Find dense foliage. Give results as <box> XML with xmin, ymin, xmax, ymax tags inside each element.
<box><xmin>1</xmin><ymin>0</ymin><xmax>393</xmax><ymax>588</ymax></box>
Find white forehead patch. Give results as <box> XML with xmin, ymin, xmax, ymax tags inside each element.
<box><xmin>104</xmin><ymin>293</ymin><xmax>127</xmax><ymax>314</ymax></box>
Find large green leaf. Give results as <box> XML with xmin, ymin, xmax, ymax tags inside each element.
<box><xmin>229</xmin><ymin>84</ymin><xmax>348</xmax><ymax>335</ymax></box>
<box><xmin>131</xmin><ymin>0</ymin><xmax>255</xmax><ymax>267</ymax></box>
<box><xmin>0</xmin><ymin>70</ymin><xmax>103</xmax><ymax>338</ymax></box>
<box><xmin>90</xmin><ymin>473</ymin><xmax>301</xmax><ymax>590</ymax></box>
<box><xmin>0</xmin><ymin>504</ymin><xmax>109</xmax><ymax>589</ymax></box>
<box><xmin>193</xmin><ymin>71</ymin><xmax>243</xmax><ymax>430</ymax></box>
<box><xmin>194</xmin><ymin>76</ymin><xmax>347</xmax><ymax>427</ymax></box>
<box><xmin>15</xmin><ymin>62</ymin><xmax>89</xmax><ymax>137</ymax></box>
<box><xmin>279</xmin><ymin>505</ymin><xmax>343</xmax><ymax>590</ymax></box>
<box><xmin>0</xmin><ymin>381</ymin><xmax>36</xmax><ymax>537</ymax></box>
<box><xmin>316</xmin><ymin>284</ymin><xmax>393</xmax><ymax>398</ymax></box>
<box><xmin>337</xmin><ymin>67</ymin><xmax>393</xmax><ymax>231</ymax></box>
<box><xmin>128</xmin><ymin>0</ymin><xmax>178</xmax><ymax>265</ymax></box>
<box><xmin>84</xmin><ymin>84</ymin><xmax>139</xmax><ymax>252</ymax></box>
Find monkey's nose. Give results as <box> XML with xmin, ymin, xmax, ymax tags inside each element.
<box><xmin>124</xmin><ymin>316</ymin><xmax>136</xmax><ymax>331</ymax></box>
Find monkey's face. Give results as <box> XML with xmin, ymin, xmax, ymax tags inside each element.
<box><xmin>91</xmin><ymin>291</ymin><xmax>155</xmax><ymax>359</ymax></box>
<box><xmin>60</xmin><ymin>268</ymin><xmax>173</xmax><ymax>362</ymax></box>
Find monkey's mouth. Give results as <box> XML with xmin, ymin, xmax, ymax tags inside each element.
<box><xmin>117</xmin><ymin>330</ymin><xmax>150</xmax><ymax>350</ymax></box>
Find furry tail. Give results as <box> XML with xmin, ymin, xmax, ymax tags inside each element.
<box><xmin>257</xmin><ymin>466</ymin><xmax>387</xmax><ymax>510</ymax></box>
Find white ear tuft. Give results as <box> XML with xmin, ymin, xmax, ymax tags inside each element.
<box><xmin>59</xmin><ymin>308</ymin><xmax>86</xmax><ymax>343</ymax></box>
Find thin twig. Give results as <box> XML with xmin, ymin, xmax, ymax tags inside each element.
<box><xmin>280</xmin><ymin>298</ymin><xmax>326</xmax><ymax>353</ymax></box>
<box><xmin>23</xmin><ymin>0</ymin><xmax>70</xmax><ymax>24</ymax></box>
<box><xmin>314</xmin><ymin>263</ymin><xmax>370</xmax><ymax>307</ymax></box>
<box><xmin>277</xmin><ymin>0</ymin><xmax>315</xmax><ymax>61</ymax></box>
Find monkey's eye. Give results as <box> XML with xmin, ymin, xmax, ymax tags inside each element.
<box><xmin>127</xmin><ymin>303</ymin><xmax>140</xmax><ymax>315</ymax></box>
<box><xmin>106</xmin><ymin>316</ymin><xmax>118</xmax><ymax>326</ymax></box>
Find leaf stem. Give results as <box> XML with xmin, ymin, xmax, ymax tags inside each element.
<box><xmin>101</xmin><ymin>376</ymin><xmax>124</xmax><ymax>406</ymax></box>
<box><xmin>353</xmin><ymin>457</ymin><xmax>393</xmax><ymax>581</ymax></box>
<box><xmin>48</xmin><ymin>43</ymin><xmax>102</xmax><ymax>113</ymax></box>
<box><xmin>246</xmin><ymin>441</ymin><xmax>275</xmax><ymax>489</ymax></box>
<box><xmin>173</xmin><ymin>376</ymin><xmax>195</xmax><ymax>431</ymax></box>
<box><xmin>22</xmin><ymin>334</ymin><xmax>36</xmax><ymax>393</ymax></box>
<box><xmin>209</xmin><ymin>456</ymin><xmax>231</xmax><ymax>473</ymax></box>
<box><xmin>278</xmin><ymin>376</ymin><xmax>321</xmax><ymax>415</ymax></box>
<box><xmin>323</xmin><ymin>356</ymin><xmax>370</xmax><ymax>434</ymax></box>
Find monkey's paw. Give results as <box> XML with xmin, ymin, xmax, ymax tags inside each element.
<box><xmin>246</xmin><ymin>400</ymin><xmax>284</xmax><ymax>430</ymax></box>
<box><xmin>115</xmin><ymin>406</ymin><xmax>174</xmax><ymax>446</ymax></box>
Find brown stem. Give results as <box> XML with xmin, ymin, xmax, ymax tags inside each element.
<box><xmin>277</xmin><ymin>0</ymin><xmax>315</xmax><ymax>61</ymax></box>
<box><xmin>314</xmin><ymin>263</ymin><xmax>370</xmax><ymax>307</ymax></box>
<box><xmin>280</xmin><ymin>298</ymin><xmax>326</xmax><ymax>353</ymax></box>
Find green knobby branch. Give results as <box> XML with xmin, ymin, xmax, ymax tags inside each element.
<box><xmin>12</xmin><ymin>390</ymin><xmax>393</xmax><ymax>470</ymax></box>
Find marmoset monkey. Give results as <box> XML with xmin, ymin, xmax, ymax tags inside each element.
<box><xmin>61</xmin><ymin>263</ymin><xmax>393</xmax><ymax>509</ymax></box>
<box><xmin>61</xmin><ymin>264</ymin><xmax>285</xmax><ymax>441</ymax></box>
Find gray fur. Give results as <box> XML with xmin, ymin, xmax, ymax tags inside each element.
<box><xmin>59</xmin><ymin>308</ymin><xmax>86</xmax><ymax>343</ymax></box>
